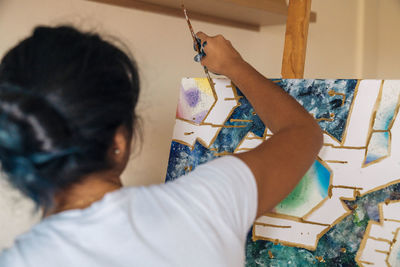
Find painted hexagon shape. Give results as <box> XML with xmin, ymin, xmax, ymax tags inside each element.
<box><xmin>176</xmin><ymin>78</ymin><xmax>216</xmax><ymax>124</ymax></box>
<box><xmin>272</xmin><ymin>159</ymin><xmax>332</xmax><ymax>217</ymax></box>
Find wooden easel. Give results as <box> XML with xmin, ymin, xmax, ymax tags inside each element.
<box><xmin>281</xmin><ymin>0</ymin><xmax>312</xmax><ymax>79</ymax></box>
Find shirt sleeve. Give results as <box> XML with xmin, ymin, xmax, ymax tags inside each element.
<box><xmin>164</xmin><ymin>156</ymin><xmax>258</xmax><ymax>240</ymax></box>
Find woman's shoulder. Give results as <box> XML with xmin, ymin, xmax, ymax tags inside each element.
<box><xmin>0</xmin><ymin>227</ymin><xmax>54</xmax><ymax>267</ymax></box>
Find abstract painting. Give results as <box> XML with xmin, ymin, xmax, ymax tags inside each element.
<box><xmin>166</xmin><ymin>78</ymin><xmax>400</xmax><ymax>266</ymax></box>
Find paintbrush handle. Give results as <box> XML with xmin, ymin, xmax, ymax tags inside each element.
<box><xmin>204</xmin><ymin>66</ymin><xmax>214</xmax><ymax>87</ymax></box>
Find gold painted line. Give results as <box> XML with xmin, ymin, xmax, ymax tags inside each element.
<box><xmin>359</xmin><ymin>261</ymin><xmax>374</xmax><ymax>265</ymax></box>
<box><xmin>328</xmin><ymin>186</ymin><xmax>333</xmax><ymax>198</ymax></box>
<box><xmin>174</xmin><ymin>88</ymin><xmax>240</xmax><ymax>150</ymax></box>
<box><xmin>361</xmin><ymin>181</ymin><xmax>400</xmax><ymax>198</ymax></box>
<box><xmin>236</xmin><ymin>148</ymin><xmax>253</xmax><ymax>151</ymax></box>
<box><xmin>263</xmin><ymin>212</ymin><xmax>329</xmax><ymax>226</ymax></box>
<box><xmin>263</xmin><ymin>212</ymin><xmax>306</xmax><ymax>222</ymax></box>
<box><xmin>255</xmin><ymin>207</ymin><xmax>337</xmax><ymax>251</ymax></box>
<box><xmin>230</xmin><ymin>118</ymin><xmax>252</xmax><ymax>123</ymax></box>
<box><xmin>246</xmin><ymin>137</ymin><xmax>265</xmax><ymax>140</ymax></box>
<box><xmin>375</xmin><ymin>249</ymin><xmax>389</xmax><ymax>255</ymax></box>
<box><xmin>315</xmin><ymin>256</ymin><xmax>326</xmax><ymax>263</ymax></box>
<box><xmin>196</xmin><ymin>122</ymin><xmax>247</xmax><ymax>128</ymax></box>
<box><xmin>316</xmin><ymin>117</ymin><xmax>335</xmax><ymax>122</ymax></box>
<box><xmin>372</xmin><ymin>129</ymin><xmax>390</xmax><ymax>133</ymax></box>
<box><xmin>328</xmin><ymin>89</ymin><xmax>346</xmax><ymax>107</ymax></box>
<box><xmin>328</xmin><ymin>91</ymin><xmax>346</xmax><ymax>97</ymax></box>
<box><xmin>213</xmin><ymin>152</ymin><xmax>232</xmax><ymax>156</ymax></box>
<box><xmin>268</xmin><ymin>250</ymin><xmax>274</xmax><ymax>259</ymax></box>
<box><xmin>323</xmin><ymin>131</ymin><xmax>342</xmax><ymax>145</ymax></box>
<box><xmin>252</xmin><ymin>111</ymin><xmax>257</xmax><ymax>115</ymax></box>
<box><xmin>199</xmin><ymin>78</ymin><xmax>218</xmax><ymax>125</ymax></box>
<box><xmin>299</xmin><ymin>219</ymin><xmax>330</xmax><ymax>227</ymax></box>
<box><xmin>387</xmin><ymin>93</ymin><xmax>400</xmax><ymax>130</ymax></box>
<box><xmin>367</xmin><ymin>236</ymin><xmax>393</xmax><ymax>244</ymax></box>
<box><xmin>362</xmin><ymin>154</ymin><xmax>390</xmax><ymax>168</ymax></box>
<box><xmin>362</xmin><ymin>80</ymin><xmax>384</xmax><ymax>167</ymax></box>
<box><xmin>332</xmin><ymin>185</ymin><xmax>363</xmax><ymax>190</ymax></box>
<box><xmin>323</xmin><ymin>144</ymin><xmax>366</xmax><ymax>149</ymax></box>
<box><xmin>209</xmin><ymin>148</ymin><xmax>217</xmax><ymax>151</ymax></box>
<box><xmin>184</xmin><ymin>166</ymin><xmax>193</xmax><ymax>172</ymax></box>
<box><xmin>221</xmin><ymin>125</ymin><xmax>247</xmax><ymax>128</ymax></box>
<box><xmin>252</xmin><ymin>234</ymin><xmax>317</xmax><ymax>251</ymax></box>
<box><xmin>172</xmin><ymin>139</ymin><xmax>194</xmax><ymax>150</ymax></box>
<box><xmin>303</xmin><ymin>198</ymin><xmax>330</xmax><ymax>219</ymax></box>
<box><xmin>184</xmin><ymin>132</ymin><xmax>194</xmax><ymax>135</ymax></box>
<box><xmin>224</xmin><ymin>97</ymin><xmax>243</xmax><ymax>101</ymax></box>
<box><xmin>338</xmin><ymin>80</ymin><xmax>360</xmax><ymax>145</ymax></box>
<box><xmin>325</xmin><ymin>160</ymin><xmax>348</xmax><ymax>164</ymax></box>
<box><xmin>256</xmin><ymin>222</ymin><xmax>292</xmax><ymax>229</ymax></box>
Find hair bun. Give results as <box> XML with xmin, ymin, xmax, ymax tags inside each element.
<box><xmin>0</xmin><ymin>83</ymin><xmax>77</xmax><ymax>207</ymax></box>
<box><xmin>0</xmin><ymin>25</ymin><xmax>140</xmax><ymax>211</ymax></box>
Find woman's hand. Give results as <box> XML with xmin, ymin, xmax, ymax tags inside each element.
<box><xmin>195</xmin><ymin>32</ymin><xmax>244</xmax><ymax>78</ymax></box>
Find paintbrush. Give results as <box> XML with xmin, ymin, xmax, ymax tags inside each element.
<box><xmin>182</xmin><ymin>4</ymin><xmax>215</xmax><ymax>90</ymax></box>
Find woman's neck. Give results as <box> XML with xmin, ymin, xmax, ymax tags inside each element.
<box><xmin>45</xmin><ymin>173</ymin><xmax>123</xmax><ymax>217</ymax></box>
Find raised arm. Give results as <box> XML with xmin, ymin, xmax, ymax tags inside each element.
<box><xmin>196</xmin><ymin>32</ymin><xmax>323</xmax><ymax>218</ymax></box>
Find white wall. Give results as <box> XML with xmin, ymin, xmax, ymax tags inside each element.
<box><xmin>0</xmin><ymin>0</ymin><xmax>364</xmax><ymax>249</ymax></box>
<box><xmin>375</xmin><ymin>0</ymin><xmax>400</xmax><ymax>78</ymax></box>
<box><xmin>305</xmin><ymin>0</ymin><xmax>360</xmax><ymax>78</ymax></box>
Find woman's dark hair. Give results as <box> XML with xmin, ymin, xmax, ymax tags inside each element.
<box><xmin>0</xmin><ymin>25</ymin><xmax>140</xmax><ymax>210</ymax></box>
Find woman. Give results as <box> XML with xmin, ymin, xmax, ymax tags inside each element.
<box><xmin>0</xmin><ymin>26</ymin><xmax>322</xmax><ymax>266</ymax></box>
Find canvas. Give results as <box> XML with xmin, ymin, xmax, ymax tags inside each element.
<box><xmin>166</xmin><ymin>78</ymin><xmax>400</xmax><ymax>266</ymax></box>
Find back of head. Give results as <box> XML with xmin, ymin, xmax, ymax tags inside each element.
<box><xmin>0</xmin><ymin>25</ymin><xmax>140</xmax><ymax>210</ymax></box>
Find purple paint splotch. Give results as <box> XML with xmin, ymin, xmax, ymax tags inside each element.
<box><xmin>184</xmin><ymin>88</ymin><xmax>201</xmax><ymax>107</ymax></box>
<box><xmin>193</xmin><ymin>110</ymin><xmax>209</xmax><ymax>124</ymax></box>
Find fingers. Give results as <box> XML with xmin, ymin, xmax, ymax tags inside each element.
<box><xmin>194</xmin><ymin>53</ymin><xmax>205</xmax><ymax>63</ymax></box>
<box><xmin>193</xmin><ymin>37</ymin><xmax>207</xmax><ymax>52</ymax></box>
<box><xmin>196</xmin><ymin>31</ymin><xmax>209</xmax><ymax>42</ymax></box>
<box><xmin>194</xmin><ymin>32</ymin><xmax>209</xmax><ymax>63</ymax></box>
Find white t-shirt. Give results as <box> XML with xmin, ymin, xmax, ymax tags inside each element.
<box><xmin>0</xmin><ymin>156</ymin><xmax>258</xmax><ymax>267</ymax></box>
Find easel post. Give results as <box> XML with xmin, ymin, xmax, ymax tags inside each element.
<box><xmin>281</xmin><ymin>0</ymin><xmax>312</xmax><ymax>79</ymax></box>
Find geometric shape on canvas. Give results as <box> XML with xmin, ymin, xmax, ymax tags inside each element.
<box><xmin>373</xmin><ymin>80</ymin><xmax>400</xmax><ymax>131</ymax></box>
<box><xmin>167</xmin><ymin>78</ymin><xmax>400</xmax><ymax>265</ymax></box>
<box><xmin>276</xmin><ymin>79</ymin><xmax>358</xmax><ymax>142</ymax></box>
<box><xmin>172</xmin><ymin>78</ymin><xmax>240</xmax><ymax>150</ymax></box>
<box><xmin>388</xmin><ymin>229</ymin><xmax>400</xmax><ymax>267</ymax></box>
<box><xmin>364</xmin><ymin>131</ymin><xmax>390</xmax><ymax>165</ymax></box>
<box><xmin>363</xmin><ymin>80</ymin><xmax>400</xmax><ymax>166</ymax></box>
<box><xmin>273</xmin><ymin>159</ymin><xmax>331</xmax><ymax>217</ymax></box>
<box><xmin>176</xmin><ymin>78</ymin><xmax>216</xmax><ymax>123</ymax></box>
<box><xmin>356</xmin><ymin>201</ymin><xmax>400</xmax><ymax>267</ymax></box>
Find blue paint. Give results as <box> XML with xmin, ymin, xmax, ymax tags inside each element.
<box><xmin>315</xmin><ymin>160</ymin><xmax>331</xmax><ymax>197</ymax></box>
<box><xmin>365</xmin><ymin>131</ymin><xmax>390</xmax><ymax>164</ymax></box>
<box><xmin>276</xmin><ymin>79</ymin><xmax>357</xmax><ymax>142</ymax></box>
<box><xmin>167</xmin><ymin>79</ymin><xmax>357</xmax><ymax>183</ymax></box>
<box><xmin>166</xmin><ymin>79</ymin><xmax>397</xmax><ymax>266</ymax></box>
